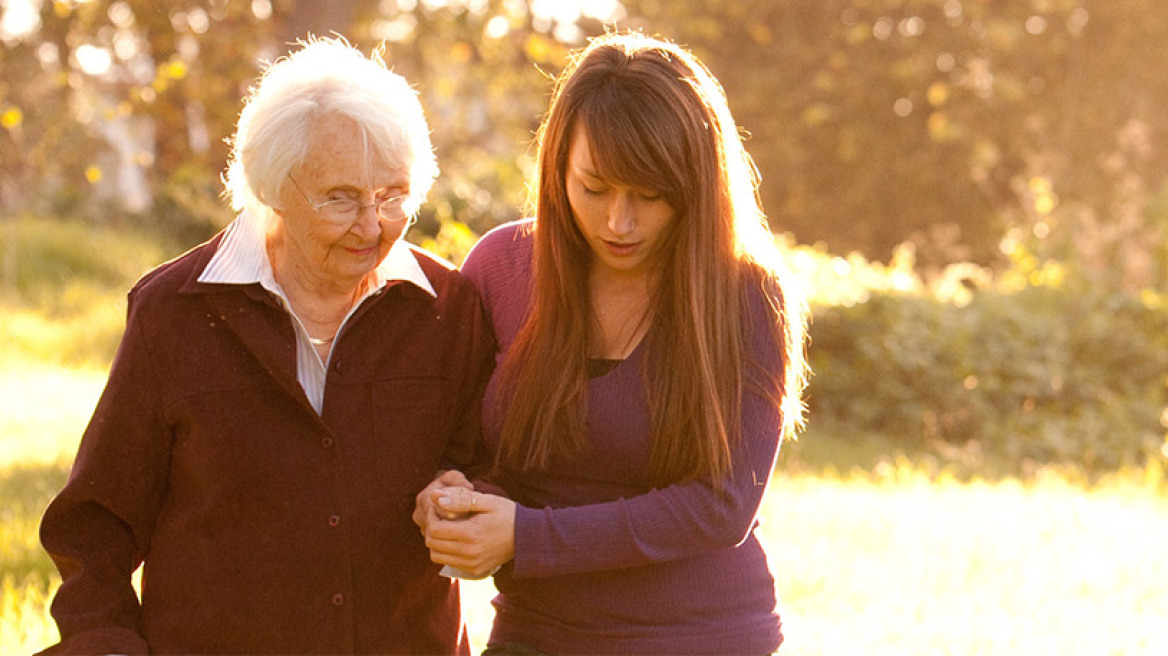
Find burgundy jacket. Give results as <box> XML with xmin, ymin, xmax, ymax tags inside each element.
<box><xmin>38</xmin><ymin>233</ymin><xmax>494</xmax><ymax>655</ymax></box>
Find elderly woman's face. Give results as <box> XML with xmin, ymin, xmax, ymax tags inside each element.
<box><xmin>274</xmin><ymin>113</ymin><xmax>410</xmax><ymax>290</ymax></box>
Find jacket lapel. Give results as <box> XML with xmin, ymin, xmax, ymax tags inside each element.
<box><xmin>177</xmin><ymin>236</ymin><xmax>321</xmax><ymax>422</ymax></box>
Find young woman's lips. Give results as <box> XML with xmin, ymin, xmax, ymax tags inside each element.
<box><xmin>603</xmin><ymin>240</ymin><xmax>640</xmax><ymax>256</ymax></box>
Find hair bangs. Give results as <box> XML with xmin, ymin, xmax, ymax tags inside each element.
<box><xmin>574</xmin><ymin>82</ymin><xmax>688</xmax><ymax>209</ymax></box>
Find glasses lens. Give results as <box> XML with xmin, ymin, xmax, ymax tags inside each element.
<box><xmin>377</xmin><ymin>198</ymin><xmax>408</xmax><ymax>222</ymax></box>
<box><xmin>320</xmin><ymin>199</ymin><xmax>360</xmax><ymax>224</ymax></box>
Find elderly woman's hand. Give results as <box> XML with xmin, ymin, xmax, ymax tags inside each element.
<box><xmin>412</xmin><ymin>470</ymin><xmax>473</xmax><ymax>533</ymax></box>
<box><xmin>424</xmin><ymin>488</ymin><xmax>516</xmax><ymax>578</ymax></box>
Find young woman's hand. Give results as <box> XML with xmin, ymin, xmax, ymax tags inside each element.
<box><xmin>424</xmin><ymin>488</ymin><xmax>517</xmax><ymax>578</ymax></box>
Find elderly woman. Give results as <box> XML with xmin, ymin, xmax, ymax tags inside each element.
<box><xmin>38</xmin><ymin>37</ymin><xmax>492</xmax><ymax>655</ymax></box>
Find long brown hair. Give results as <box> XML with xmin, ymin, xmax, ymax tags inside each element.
<box><xmin>497</xmin><ymin>32</ymin><xmax>808</xmax><ymax>488</ymax></box>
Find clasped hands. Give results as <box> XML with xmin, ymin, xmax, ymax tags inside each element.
<box><xmin>412</xmin><ymin>470</ymin><xmax>516</xmax><ymax>579</ymax></box>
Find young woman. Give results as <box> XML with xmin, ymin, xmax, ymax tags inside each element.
<box><xmin>417</xmin><ymin>32</ymin><xmax>809</xmax><ymax>655</ymax></box>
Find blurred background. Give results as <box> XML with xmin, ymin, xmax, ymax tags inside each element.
<box><xmin>4</xmin><ymin>0</ymin><xmax>1168</xmax><ymax>271</ymax></box>
<box><xmin>2</xmin><ymin>2</ymin><xmax>1168</xmax><ymax>653</ymax></box>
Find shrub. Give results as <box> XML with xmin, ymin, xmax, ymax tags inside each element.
<box><xmin>808</xmin><ymin>284</ymin><xmax>1168</xmax><ymax>472</ymax></box>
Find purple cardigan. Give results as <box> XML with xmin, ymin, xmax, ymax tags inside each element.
<box><xmin>38</xmin><ymin>231</ymin><xmax>494</xmax><ymax>655</ymax></box>
<box><xmin>462</xmin><ymin>220</ymin><xmax>786</xmax><ymax>655</ymax></box>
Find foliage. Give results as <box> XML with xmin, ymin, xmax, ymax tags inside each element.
<box><xmin>4</xmin><ymin>0</ymin><xmax>1167</xmax><ymax>283</ymax></box>
<box><xmin>619</xmin><ymin>0</ymin><xmax>1168</xmax><ymax>280</ymax></box>
<box><xmin>809</xmin><ymin>280</ymin><xmax>1168</xmax><ymax>472</ymax></box>
<box><xmin>0</xmin><ymin>0</ymin><xmax>581</xmax><ymax>243</ymax></box>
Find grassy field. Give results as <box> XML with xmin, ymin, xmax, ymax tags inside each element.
<box><xmin>3</xmin><ymin>365</ymin><xmax>1167</xmax><ymax>655</ymax></box>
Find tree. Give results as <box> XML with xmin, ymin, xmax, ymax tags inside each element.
<box><xmin>619</xmin><ymin>0</ymin><xmax>1168</xmax><ymax>281</ymax></box>
<box><xmin>4</xmin><ymin>0</ymin><xmax>1166</xmax><ymax>285</ymax></box>
<box><xmin>0</xmin><ymin>0</ymin><xmax>584</xmax><ymax>252</ymax></box>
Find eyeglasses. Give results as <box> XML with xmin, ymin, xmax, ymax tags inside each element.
<box><xmin>287</xmin><ymin>174</ymin><xmax>415</xmax><ymax>227</ymax></box>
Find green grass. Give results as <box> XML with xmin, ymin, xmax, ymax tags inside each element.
<box><xmin>0</xmin><ymin>217</ymin><xmax>179</xmax><ymax>368</ymax></box>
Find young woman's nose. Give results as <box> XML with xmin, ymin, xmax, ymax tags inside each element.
<box><xmin>607</xmin><ymin>193</ymin><xmax>637</xmax><ymax>236</ymax></box>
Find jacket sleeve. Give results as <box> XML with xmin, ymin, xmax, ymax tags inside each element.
<box><xmin>38</xmin><ymin>292</ymin><xmax>171</xmax><ymax>655</ymax></box>
<box><xmin>435</xmin><ymin>281</ymin><xmax>497</xmax><ymax>483</ymax></box>
<box><xmin>510</xmin><ymin>301</ymin><xmax>788</xmax><ymax>579</ymax></box>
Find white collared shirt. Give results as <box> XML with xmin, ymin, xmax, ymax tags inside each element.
<box><xmin>197</xmin><ymin>210</ymin><xmax>436</xmax><ymax>414</ymax></box>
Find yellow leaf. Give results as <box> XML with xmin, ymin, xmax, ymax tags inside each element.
<box><xmin>524</xmin><ymin>34</ymin><xmax>552</xmax><ymax>62</ymax></box>
<box><xmin>928</xmin><ymin>111</ymin><xmax>953</xmax><ymax>142</ymax></box>
<box><xmin>1034</xmin><ymin>194</ymin><xmax>1056</xmax><ymax>215</ymax></box>
<box><xmin>0</xmin><ymin>107</ymin><xmax>22</xmax><ymax>129</ymax></box>
<box><xmin>165</xmin><ymin>60</ymin><xmax>188</xmax><ymax>80</ymax></box>
<box><xmin>801</xmin><ymin>103</ymin><xmax>832</xmax><ymax>127</ymax></box>
<box><xmin>451</xmin><ymin>42</ymin><xmax>473</xmax><ymax>63</ymax></box>
<box><xmin>749</xmin><ymin>24</ymin><xmax>773</xmax><ymax>46</ymax></box>
<box><xmin>927</xmin><ymin>81</ymin><xmax>950</xmax><ymax>107</ymax></box>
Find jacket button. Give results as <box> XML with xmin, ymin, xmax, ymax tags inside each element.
<box><xmin>333</xmin><ymin>360</ymin><xmax>344</xmax><ymax>373</ymax></box>
<box><xmin>332</xmin><ymin>593</ymin><xmax>345</xmax><ymax>606</ymax></box>
<box><xmin>328</xmin><ymin>515</ymin><xmax>341</xmax><ymax>527</ymax></box>
<box><xmin>321</xmin><ymin>436</ymin><xmax>334</xmax><ymax>449</ymax></box>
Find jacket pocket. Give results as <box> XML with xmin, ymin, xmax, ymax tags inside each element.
<box><xmin>372</xmin><ymin>377</ymin><xmax>453</xmax><ymax>493</ymax></box>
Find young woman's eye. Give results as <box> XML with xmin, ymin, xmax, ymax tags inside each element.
<box><xmin>582</xmin><ymin>183</ymin><xmax>605</xmax><ymax>196</ymax></box>
<box><xmin>639</xmin><ymin>192</ymin><xmax>663</xmax><ymax>202</ymax></box>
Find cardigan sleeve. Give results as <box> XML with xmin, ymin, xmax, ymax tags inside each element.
<box><xmin>510</xmin><ymin>294</ymin><xmax>787</xmax><ymax>579</ymax></box>
<box><xmin>38</xmin><ymin>290</ymin><xmax>171</xmax><ymax>655</ymax></box>
<box><xmin>510</xmin><ymin>386</ymin><xmax>782</xmax><ymax>578</ymax></box>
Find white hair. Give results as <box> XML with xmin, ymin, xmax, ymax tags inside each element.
<box><xmin>223</xmin><ymin>36</ymin><xmax>438</xmax><ymax>222</ymax></box>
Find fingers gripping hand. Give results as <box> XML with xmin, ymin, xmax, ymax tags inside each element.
<box><xmin>413</xmin><ymin>470</ymin><xmax>473</xmax><ymax>531</ymax></box>
<box><xmin>425</xmin><ymin>491</ymin><xmax>516</xmax><ymax>578</ymax></box>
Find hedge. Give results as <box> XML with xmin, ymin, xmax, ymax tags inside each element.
<box><xmin>807</xmin><ymin>285</ymin><xmax>1168</xmax><ymax>471</ymax></box>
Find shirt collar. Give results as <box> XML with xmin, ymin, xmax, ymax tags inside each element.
<box><xmin>198</xmin><ymin>209</ymin><xmax>436</xmax><ymax>297</ymax></box>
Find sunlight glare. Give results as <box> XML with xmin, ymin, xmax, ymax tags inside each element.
<box><xmin>579</xmin><ymin>0</ymin><xmax>624</xmax><ymax>22</ymax></box>
<box><xmin>113</xmin><ymin>31</ymin><xmax>139</xmax><ymax>61</ymax></box>
<box><xmin>0</xmin><ymin>0</ymin><xmax>41</xmax><ymax>41</ymax></box>
<box><xmin>372</xmin><ymin>13</ymin><xmax>417</xmax><ymax>43</ymax></box>
<box><xmin>107</xmin><ymin>1</ymin><xmax>134</xmax><ymax>28</ymax></box>
<box><xmin>74</xmin><ymin>44</ymin><xmax>112</xmax><ymax>76</ymax></box>
<box><xmin>37</xmin><ymin>41</ymin><xmax>59</xmax><ymax>65</ymax></box>
<box><xmin>485</xmin><ymin>15</ymin><xmax>509</xmax><ymax>39</ymax></box>
<box><xmin>531</xmin><ymin>0</ymin><xmax>577</xmax><ymax>24</ymax></box>
<box><xmin>187</xmin><ymin>8</ymin><xmax>210</xmax><ymax>34</ymax></box>
<box><xmin>1025</xmin><ymin>15</ymin><xmax>1047</xmax><ymax>35</ymax></box>
<box><xmin>1068</xmin><ymin>8</ymin><xmax>1090</xmax><ymax>35</ymax></box>
<box><xmin>251</xmin><ymin>0</ymin><xmax>272</xmax><ymax>21</ymax></box>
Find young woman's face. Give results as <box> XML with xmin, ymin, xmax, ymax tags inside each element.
<box><xmin>564</xmin><ymin>124</ymin><xmax>678</xmax><ymax>280</ymax></box>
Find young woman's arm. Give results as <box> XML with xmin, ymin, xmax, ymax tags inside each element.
<box><xmin>425</xmin><ymin>303</ymin><xmax>787</xmax><ymax>578</ymax></box>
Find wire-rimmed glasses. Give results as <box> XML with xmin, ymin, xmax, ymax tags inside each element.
<box><xmin>287</xmin><ymin>174</ymin><xmax>416</xmax><ymax>227</ymax></box>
